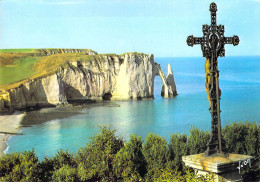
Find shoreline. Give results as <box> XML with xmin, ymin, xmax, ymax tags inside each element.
<box><xmin>0</xmin><ymin>102</ymin><xmax>120</xmax><ymax>157</ymax></box>
<box><xmin>0</xmin><ymin>111</ymin><xmax>26</xmax><ymax>157</ymax></box>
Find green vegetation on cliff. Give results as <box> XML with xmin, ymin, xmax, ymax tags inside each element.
<box><xmin>0</xmin><ymin>56</ymin><xmax>41</xmax><ymax>86</ymax></box>
<box><xmin>0</xmin><ymin>49</ymin><xmax>149</xmax><ymax>91</ymax></box>
<box><xmin>0</xmin><ymin>122</ymin><xmax>259</xmax><ymax>181</ymax></box>
<box><xmin>0</xmin><ymin>49</ymin><xmax>146</xmax><ymax>91</ymax></box>
<box><xmin>0</xmin><ymin>49</ymin><xmax>37</xmax><ymax>54</ymax></box>
<box><xmin>0</xmin><ymin>49</ymin><xmax>111</xmax><ymax>90</ymax></box>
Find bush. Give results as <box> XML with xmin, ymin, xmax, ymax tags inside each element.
<box><xmin>0</xmin><ymin>152</ymin><xmax>20</xmax><ymax>177</ymax></box>
<box><xmin>0</xmin><ymin>123</ymin><xmax>258</xmax><ymax>181</ymax></box>
<box><xmin>0</xmin><ymin>150</ymin><xmax>38</xmax><ymax>182</ymax></box>
<box><xmin>76</xmin><ymin>126</ymin><xmax>124</xmax><ymax>181</ymax></box>
<box><xmin>187</xmin><ymin>126</ymin><xmax>210</xmax><ymax>155</ymax></box>
<box><xmin>168</xmin><ymin>133</ymin><xmax>188</xmax><ymax>171</ymax></box>
<box><xmin>36</xmin><ymin>149</ymin><xmax>75</xmax><ymax>181</ymax></box>
<box><xmin>143</xmin><ymin>133</ymin><xmax>170</xmax><ymax>180</ymax></box>
<box><xmin>36</xmin><ymin>157</ymin><xmax>55</xmax><ymax>181</ymax></box>
<box><xmin>222</xmin><ymin>122</ymin><xmax>259</xmax><ymax>156</ymax></box>
<box><xmin>52</xmin><ymin>165</ymin><xmax>78</xmax><ymax>182</ymax></box>
<box><xmin>154</xmin><ymin>168</ymin><xmax>214</xmax><ymax>182</ymax></box>
<box><xmin>222</xmin><ymin>122</ymin><xmax>260</xmax><ymax>180</ymax></box>
<box><xmin>113</xmin><ymin>134</ymin><xmax>147</xmax><ymax>181</ymax></box>
<box><xmin>52</xmin><ymin>149</ymin><xmax>76</xmax><ymax>170</ymax></box>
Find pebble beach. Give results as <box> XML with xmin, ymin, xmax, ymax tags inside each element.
<box><xmin>0</xmin><ymin>111</ymin><xmax>25</xmax><ymax>157</ymax></box>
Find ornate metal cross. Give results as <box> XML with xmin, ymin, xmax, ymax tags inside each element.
<box><xmin>187</xmin><ymin>2</ymin><xmax>239</xmax><ymax>156</ymax></box>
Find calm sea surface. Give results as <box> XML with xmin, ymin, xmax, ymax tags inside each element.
<box><xmin>6</xmin><ymin>56</ymin><xmax>260</xmax><ymax>160</ymax></box>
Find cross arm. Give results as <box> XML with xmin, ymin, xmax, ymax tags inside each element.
<box><xmin>224</xmin><ymin>35</ymin><xmax>239</xmax><ymax>46</ymax></box>
<box><xmin>187</xmin><ymin>35</ymin><xmax>203</xmax><ymax>47</ymax></box>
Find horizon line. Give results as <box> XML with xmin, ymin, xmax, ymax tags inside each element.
<box><xmin>0</xmin><ymin>48</ymin><xmax>259</xmax><ymax>58</ymax></box>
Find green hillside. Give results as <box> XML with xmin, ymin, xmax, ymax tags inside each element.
<box><xmin>0</xmin><ymin>49</ymin><xmax>37</xmax><ymax>53</ymax></box>
<box><xmin>0</xmin><ymin>56</ymin><xmax>41</xmax><ymax>85</ymax></box>
<box><xmin>0</xmin><ymin>49</ymin><xmax>146</xmax><ymax>91</ymax></box>
<box><xmin>0</xmin><ymin>49</ymin><xmax>98</xmax><ymax>90</ymax></box>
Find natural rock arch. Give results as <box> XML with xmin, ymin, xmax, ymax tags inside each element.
<box><xmin>154</xmin><ymin>63</ymin><xmax>177</xmax><ymax>98</ymax></box>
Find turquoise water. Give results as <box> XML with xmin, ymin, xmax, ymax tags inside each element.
<box><xmin>7</xmin><ymin>56</ymin><xmax>260</xmax><ymax>160</ymax></box>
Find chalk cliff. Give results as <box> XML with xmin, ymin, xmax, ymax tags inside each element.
<box><xmin>0</xmin><ymin>53</ymin><xmax>177</xmax><ymax>111</ymax></box>
<box><xmin>161</xmin><ymin>64</ymin><xmax>177</xmax><ymax>98</ymax></box>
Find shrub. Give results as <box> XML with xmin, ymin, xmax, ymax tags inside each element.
<box><xmin>36</xmin><ymin>157</ymin><xmax>55</xmax><ymax>181</ymax></box>
<box><xmin>52</xmin><ymin>149</ymin><xmax>76</xmax><ymax>170</ymax></box>
<box><xmin>0</xmin><ymin>150</ymin><xmax>38</xmax><ymax>182</ymax></box>
<box><xmin>52</xmin><ymin>165</ymin><xmax>78</xmax><ymax>182</ymax></box>
<box><xmin>0</xmin><ymin>152</ymin><xmax>20</xmax><ymax>177</ymax></box>
<box><xmin>76</xmin><ymin>126</ymin><xmax>124</xmax><ymax>181</ymax></box>
<box><xmin>154</xmin><ymin>168</ymin><xmax>214</xmax><ymax>182</ymax></box>
<box><xmin>143</xmin><ymin>133</ymin><xmax>170</xmax><ymax>180</ymax></box>
<box><xmin>222</xmin><ymin>122</ymin><xmax>259</xmax><ymax>156</ymax></box>
<box><xmin>187</xmin><ymin>126</ymin><xmax>210</xmax><ymax>155</ymax></box>
<box><xmin>0</xmin><ymin>123</ymin><xmax>258</xmax><ymax>181</ymax></box>
<box><xmin>222</xmin><ymin>122</ymin><xmax>259</xmax><ymax>180</ymax></box>
<box><xmin>36</xmin><ymin>149</ymin><xmax>75</xmax><ymax>181</ymax></box>
<box><xmin>113</xmin><ymin>134</ymin><xmax>147</xmax><ymax>181</ymax></box>
<box><xmin>168</xmin><ymin>133</ymin><xmax>188</xmax><ymax>171</ymax></box>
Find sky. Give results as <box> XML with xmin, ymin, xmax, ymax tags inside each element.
<box><xmin>0</xmin><ymin>0</ymin><xmax>259</xmax><ymax>57</ymax></box>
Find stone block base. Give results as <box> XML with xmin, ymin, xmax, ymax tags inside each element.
<box><xmin>182</xmin><ymin>153</ymin><xmax>253</xmax><ymax>182</ymax></box>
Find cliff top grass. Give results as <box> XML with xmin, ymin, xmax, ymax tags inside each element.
<box><xmin>0</xmin><ymin>48</ymin><xmax>98</xmax><ymax>54</ymax></box>
<box><xmin>0</xmin><ymin>49</ymin><xmax>37</xmax><ymax>54</ymax></box>
<box><xmin>0</xmin><ymin>49</ymin><xmax>96</xmax><ymax>89</ymax></box>
<box><xmin>0</xmin><ymin>49</ymin><xmax>149</xmax><ymax>90</ymax></box>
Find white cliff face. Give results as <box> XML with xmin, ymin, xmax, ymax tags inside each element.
<box><xmin>59</xmin><ymin>53</ymin><xmax>155</xmax><ymax>101</ymax></box>
<box><xmin>160</xmin><ymin>64</ymin><xmax>177</xmax><ymax>98</ymax></box>
<box><xmin>165</xmin><ymin>64</ymin><xmax>177</xmax><ymax>96</ymax></box>
<box><xmin>113</xmin><ymin>54</ymin><xmax>155</xmax><ymax>100</ymax></box>
<box><xmin>60</xmin><ymin>56</ymin><xmax>118</xmax><ymax>101</ymax></box>
<box><xmin>3</xmin><ymin>53</ymin><xmax>177</xmax><ymax>110</ymax></box>
<box><xmin>8</xmin><ymin>74</ymin><xmax>66</xmax><ymax>109</ymax></box>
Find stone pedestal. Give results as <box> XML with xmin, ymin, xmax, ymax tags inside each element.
<box><xmin>182</xmin><ymin>153</ymin><xmax>253</xmax><ymax>182</ymax></box>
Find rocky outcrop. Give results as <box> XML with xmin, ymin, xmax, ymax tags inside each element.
<box><xmin>57</xmin><ymin>53</ymin><xmax>155</xmax><ymax>102</ymax></box>
<box><xmin>0</xmin><ymin>91</ymin><xmax>11</xmax><ymax>112</ymax></box>
<box><xmin>39</xmin><ymin>49</ymin><xmax>97</xmax><ymax>56</ymax></box>
<box><xmin>160</xmin><ymin>64</ymin><xmax>177</xmax><ymax>98</ymax></box>
<box><xmin>8</xmin><ymin>74</ymin><xmax>66</xmax><ymax>109</ymax></box>
<box><xmin>1</xmin><ymin>53</ymin><xmax>177</xmax><ymax>111</ymax></box>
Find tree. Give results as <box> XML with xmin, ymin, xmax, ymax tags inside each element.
<box><xmin>76</xmin><ymin>126</ymin><xmax>124</xmax><ymax>181</ymax></box>
<box><xmin>143</xmin><ymin>133</ymin><xmax>170</xmax><ymax>180</ymax></box>
<box><xmin>0</xmin><ymin>150</ymin><xmax>38</xmax><ymax>182</ymax></box>
<box><xmin>168</xmin><ymin>133</ymin><xmax>188</xmax><ymax>171</ymax></box>
<box><xmin>187</xmin><ymin>126</ymin><xmax>210</xmax><ymax>155</ymax></box>
<box><xmin>113</xmin><ymin>134</ymin><xmax>147</xmax><ymax>181</ymax></box>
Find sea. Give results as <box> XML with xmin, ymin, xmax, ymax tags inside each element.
<box><xmin>6</xmin><ymin>56</ymin><xmax>260</xmax><ymax>160</ymax></box>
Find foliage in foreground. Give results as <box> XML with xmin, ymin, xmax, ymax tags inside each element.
<box><xmin>0</xmin><ymin>122</ymin><xmax>259</xmax><ymax>182</ymax></box>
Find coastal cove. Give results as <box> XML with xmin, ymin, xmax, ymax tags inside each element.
<box><xmin>3</xmin><ymin>56</ymin><xmax>260</xmax><ymax>160</ymax></box>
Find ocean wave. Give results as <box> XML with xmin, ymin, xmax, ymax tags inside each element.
<box><xmin>46</xmin><ymin>119</ymin><xmax>61</xmax><ymax>124</ymax></box>
<box><xmin>3</xmin><ymin>145</ymin><xmax>9</xmax><ymax>154</ymax></box>
<box><xmin>4</xmin><ymin>135</ymin><xmax>14</xmax><ymax>154</ymax></box>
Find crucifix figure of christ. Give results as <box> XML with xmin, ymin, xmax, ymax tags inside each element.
<box><xmin>187</xmin><ymin>2</ymin><xmax>239</xmax><ymax>156</ymax></box>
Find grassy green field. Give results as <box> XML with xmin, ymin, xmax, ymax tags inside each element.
<box><xmin>0</xmin><ymin>49</ymin><xmax>144</xmax><ymax>90</ymax></box>
<box><xmin>0</xmin><ymin>49</ymin><xmax>116</xmax><ymax>90</ymax></box>
<box><xmin>0</xmin><ymin>56</ymin><xmax>41</xmax><ymax>85</ymax></box>
<box><xmin>0</xmin><ymin>49</ymin><xmax>37</xmax><ymax>53</ymax></box>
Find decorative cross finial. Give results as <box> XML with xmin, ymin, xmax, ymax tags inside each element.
<box><xmin>186</xmin><ymin>2</ymin><xmax>239</xmax><ymax>156</ymax></box>
<box><xmin>187</xmin><ymin>2</ymin><xmax>239</xmax><ymax>59</ymax></box>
